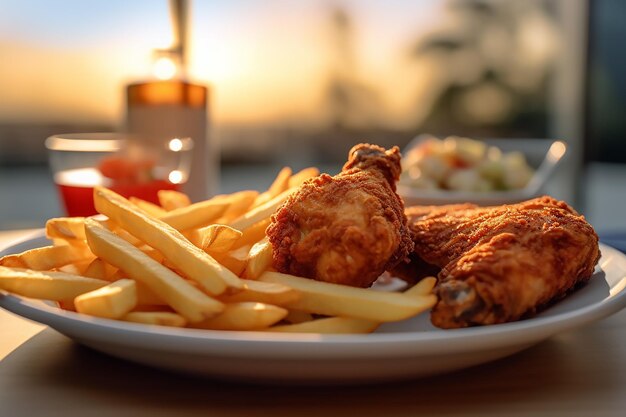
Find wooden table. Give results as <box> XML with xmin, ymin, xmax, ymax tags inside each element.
<box><xmin>1</xmin><ymin>230</ymin><xmax>626</xmax><ymax>417</ymax></box>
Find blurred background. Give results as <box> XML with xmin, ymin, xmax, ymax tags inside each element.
<box><xmin>0</xmin><ymin>0</ymin><xmax>625</xmax><ymax>234</ymax></box>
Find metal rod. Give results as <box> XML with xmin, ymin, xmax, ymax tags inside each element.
<box><xmin>169</xmin><ymin>0</ymin><xmax>188</xmax><ymax>68</ymax></box>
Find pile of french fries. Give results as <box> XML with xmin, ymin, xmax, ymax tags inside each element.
<box><xmin>0</xmin><ymin>167</ymin><xmax>437</xmax><ymax>334</ymax></box>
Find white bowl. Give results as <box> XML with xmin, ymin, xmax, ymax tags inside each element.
<box><xmin>397</xmin><ymin>137</ymin><xmax>567</xmax><ymax>206</ymax></box>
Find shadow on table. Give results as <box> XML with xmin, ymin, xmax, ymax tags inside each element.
<box><xmin>0</xmin><ymin>323</ymin><xmax>623</xmax><ymax>417</ymax></box>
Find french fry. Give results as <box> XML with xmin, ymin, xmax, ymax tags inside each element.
<box><xmin>231</xmin><ymin>218</ymin><xmax>271</xmax><ymax>249</ymax></box>
<box><xmin>283</xmin><ymin>310</ymin><xmax>314</xmax><ymax>324</ymax></box>
<box><xmin>93</xmin><ymin>186</ymin><xmax>242</xmax><ymax>294</ymax></box>
<box><xmin>268</xmin><ymin>317</ymin><xmax>379</xmax><ymax>334</ymax></box>
<box><xmin>213</xmin><ymin>245</ymin><xmax>250</xmax><ymax>276</ymax></box>
<box><xmin>218</xmin><ymin>278</ymin><xmax>300</xmax><ymax>306</ymax></box>
<box><xmin>123</xmin><ymin>311</ymin><xmax>187</xmax><ymax>327</ymax></box>
<box><xmin>159</xmin><ymin>198</ymin><xmax>230</xmax><ymax>231</ymax></box>
<box><xmin>253</xmin><ymin>167</ymin><xmax>292</xmax><ymax>207</ymax></box>
<box><xmin>110</xmin><ymin>226</ymin><xmax>144</xmax><ymax>247</ymax></box>
<box><xmin>102</xmin><ymin>268</ymin><xmax>165</xmax><ymax>305</ymax></box>
<box><xmin>83</xmin><ymin>218</ymin><xmax>224</xmax><ymax>322</ymax></box>
<box><xmin>213</xmin><ymin>190</ymin><xmax>259</xmax><ymax>223</ymax></box>
<box><xmin>83</xmin><ymin>258</ymin><xmax>108</xmax><ymax>280</ymax></box>
<box><xmin>404</xmin><ymin>277</ymin><xmax>437</xmax><ymax>297</ymax></box>
<box><xmin>58</xmin><ymin>300</ymin><xmax>77</xmax><ymax>311</ymax></box>
<box><xmin>187</xmin><ymin>224</ymin><xmax>242</xmax><ymax>253</ymax></box>
<box><xmin>242</xmin><ymin>239</ymin><xmax>273</xmax><ymax>279</ymax></box>
<box><xmin>288</xmin><ymin>167</ymin><xmax>319</xmax><ymax>188</ymax></box>
<box><xmin>138</xmin><ymin>246</ymin><xmax>165</xmax><ymax>263</ymax></box>
<box><xmin>248</xmin><ymin>167</ymin><xmax>317</xmax><ymax>222</ymax></box>
<box><xmin>135</xmin><ymin>282</ymin><xmax>167</xmax><ymax>306</ymax></box>
<box><xmin>229</xmin><ymin>188</ymin><xmax>293</xmax><ymax>231</ymax></box>
<box><xmin>258</xmin><ymin>271</ymin><xmax>437</xmax><ymax>322</ymax></box>
<box><xmin>191</xmin><ymin>302</ymin><xmax>287</xmax><ymax>331</ymax></box>
<box><xmin>0</xmin><ymin>244</ymin><xmax>94</xmax><ymax>271</ymax></box>
<box><xmin>56</xmin><ymin>259</ymin><xmax>92</xmax><ymax>275</ymax></box>
<box><xmin>47</xmin><ymin>217</ymin><xmax>143</xmax><ymax>247</ymax></box>
<box><xmin>129</xmin><ymin>197</ymin><xmax>168</xmax><ymax>217</ymax></box>
<box><xmin>74</xmin><ymin>279</ymin><xmax>137</xmax><ymax>319</ymax></box>
<box><xmin>130</xmin><ymin>305</ymin><xmax>175</xmax><ymax>312</ymax></box>
<box><xmin>158</xmin><ymin>190</ymin><xmax>191</xmax><ymax>211</ymax></box>
<box><xmin>51</xmin><ymin>238</ymin><xmax>74</xmax><ymax>247</ymax></box>
<box><xmin>46</xmin><ymin>217</ymin><xmax>88</xmax><ymax>241</ymax></box>
<box><xmin>267</xmin><ymin>167</ymin><xmax>292</xmax><ymax>196</ymax></box>
<box><xmin>109</xmin><ymin>269</ymin><xmax>126</xmax><ymax>281</ymax></box>
<box><xmin>0</xmin><ymin>266</ymin><xmax>108</xmax><ymax>301</ymax></box>
<box><xmin>55</xmin><ymin>264</ymin><xmax>80</xmax><ymax>275</ymax></box>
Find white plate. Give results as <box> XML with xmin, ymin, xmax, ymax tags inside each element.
<box><xmin>398</xmin><ymin>137</ymin><xmax>567</xmax><ymax>206</ymax></box>
<box><xmin>2</xmin><ymin>234</ymin><xmax>626</xmax><ymax>383</ymax></box>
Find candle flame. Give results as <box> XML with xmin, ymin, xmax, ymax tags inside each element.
<box><xmin>154</xmin><ymin>56</ymin><xmax>178</xmax><ymax>80</ymax></box>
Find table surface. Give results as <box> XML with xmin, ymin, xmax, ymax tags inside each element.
<box><xmin>1</xmin><ymin>230</ymin><xmax>626</xmax><ymax>417</ymax></box>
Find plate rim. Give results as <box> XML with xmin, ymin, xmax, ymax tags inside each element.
<box><xmin>1</xmin><ymin>233</ymin><xmax>626</xmax><ymax>359</ymax></box>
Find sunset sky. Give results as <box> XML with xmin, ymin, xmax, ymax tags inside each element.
<box><xmin>0</xmin><ymin>0</ymin><xmax>443</xmax><ymax>127</ymax></box>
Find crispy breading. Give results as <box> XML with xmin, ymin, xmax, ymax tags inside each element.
<box><xmin>395</xmin><ymin>197</ymin><xmax>601</xmax><ymax>328</ymax></box>
<box><xmin>267</xmin><ymin>144</ymin><xmax>413</xmax><ymax>287</ymax></box>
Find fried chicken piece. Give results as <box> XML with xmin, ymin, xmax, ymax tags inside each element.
<box><xmin>394</xmin><ymin>196</ymin><xmax>600</xmax><ymax>328</ymax></box>
<box><xmin>267</xmin><ymin>144</ymin><xmax>414</xmax><ymax>287</ymax></box>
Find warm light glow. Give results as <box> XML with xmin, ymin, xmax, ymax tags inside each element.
<box><xmin>0</xmin><ymin>2</ymin><xmax>445</xmax><ymax>126</ymax></box>
<box><xmin>54</xmin><ymin>168</ymin><xmax>105</xmax><ymax>187</ymax></box>
<box><xmin>548</xmin><ymin>141</ymin><xmax>567</xmax><ymax>161</ymax></box>
<box><xmin>153</xmin><ymin>57</ymin><xmax>178</xmax><ymax>80</ymax></box>
<box><xmin>168</xmin><ymin>170</ymin><xmax>184</xmax><ymax>184</ymax></box>
<box><xmin>168</xmin><ymin>138</ymin><xmax>183</xmax><ymax>152</ymax></box>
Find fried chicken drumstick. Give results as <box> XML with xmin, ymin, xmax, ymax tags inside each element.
<box><xmin>267</xmin><ymin>144</ymin><xmax>413</xmax><ymax>287</ymax></box>
<box><xmin>393</xmin><ymin>197</ymin><xmax>600</xmax><ymax>328</ymax></box>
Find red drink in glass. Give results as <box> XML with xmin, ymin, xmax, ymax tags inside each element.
<box><xmin>54</xmin><ymin>168</ymin><xmax>181</xmax><ymax>217</ymax></box>
<box><xmin>45</xmin><ymin>133</ymin><xmax>193</xmax><ymax>218</ymax></box>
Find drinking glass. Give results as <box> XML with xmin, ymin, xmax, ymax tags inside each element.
<box><xmin>45</xmin><ymin>133</ymin><xmax>193</xmax><ymax>216</ymax></box>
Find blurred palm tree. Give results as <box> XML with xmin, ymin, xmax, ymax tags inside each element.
<box><xmin>307</xmin><ymin>5</ymin><xmax>391</xmax><ymax>161</ymax></box>
<box><xmin>408</xmin><ymin>0</ymin><xmax>559</xmax><ymax>138</ymax></box>
<box><xmin>325</xmin><ymin>7</ymin><xmax>381</xmax><ymax>131</ymax></box>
